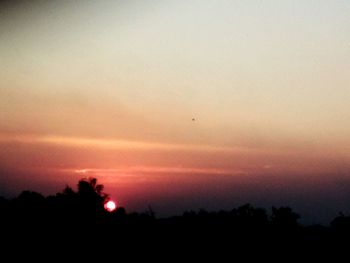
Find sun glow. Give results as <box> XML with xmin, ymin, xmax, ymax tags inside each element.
<box><xmin>104</xmin><ymin>200</ymin><xmax>116</xmax><ymax>212</ymax></box>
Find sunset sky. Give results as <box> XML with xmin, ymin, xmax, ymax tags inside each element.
<box><xmin>1</xmin><ymin>0</ymin><xmax>350</xmax><ymax>223</ymax></box>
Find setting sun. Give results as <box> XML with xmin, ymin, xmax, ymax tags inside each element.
<box><xmin>104</xmin><ymin>201</ymin><xmax>116</xmax><ymax>212</ymax></box>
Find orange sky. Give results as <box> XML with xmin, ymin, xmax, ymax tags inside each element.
<box><xmin>1</xmin><ymin>0</ymin><xmax>350</xmax><ymax>223</ymax></box>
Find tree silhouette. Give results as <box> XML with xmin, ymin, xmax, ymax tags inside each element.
<box><xmin>77</xmin><ymin>177</ymin><xmax>107</xmax><ymax>198</ymax></box>
<box><xmin>74</xmin><ymin>177</ymin><xmax>108</xmax><ymax>224</ymax></box>
<box><xmin>1</xmin><ymin>176</ymin><xmax>350</xmax><ymax>256</ymax></box>
<box><xmin>271</xmin><ymin>206</ymin><xmax>300</xmax><ymax>228</ymax></box>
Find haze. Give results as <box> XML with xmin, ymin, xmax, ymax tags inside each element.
<box><xmin>1</xmin><ymin>0</ymin><xmax>350</xmax><ymax>224</ymax></box>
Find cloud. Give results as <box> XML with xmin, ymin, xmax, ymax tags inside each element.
<box><xmin>0</xmin><ymin>133</ymin><xmax>266</xmax><ymax>154</ymax></box>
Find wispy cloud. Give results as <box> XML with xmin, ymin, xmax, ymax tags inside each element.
<box><xmin>0</xmin><ymin>133</ymin><xmax>263</xmax><ymax>154</ymax></box>
<box><xmin>69</xmin><ymin>166</ymin><xmax>243</xmax><ymax>176</ymax></box>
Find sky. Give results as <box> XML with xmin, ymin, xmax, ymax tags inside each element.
<box><xmin>1</xmin><ymin>0</ymin><xmax>350</xmax><ymax>224</ymax></box>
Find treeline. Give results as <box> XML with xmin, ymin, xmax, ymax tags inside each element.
<box><xmin>1</xmin><ymin>177</ymin><xmax>350</xmax><ymax>253</ymax></box>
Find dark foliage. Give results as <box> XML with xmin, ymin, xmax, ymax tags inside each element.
<box><xmin>0</xmin><ymin>177</ymin><xmax>348</xmax><ymax>258</ymax></box>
